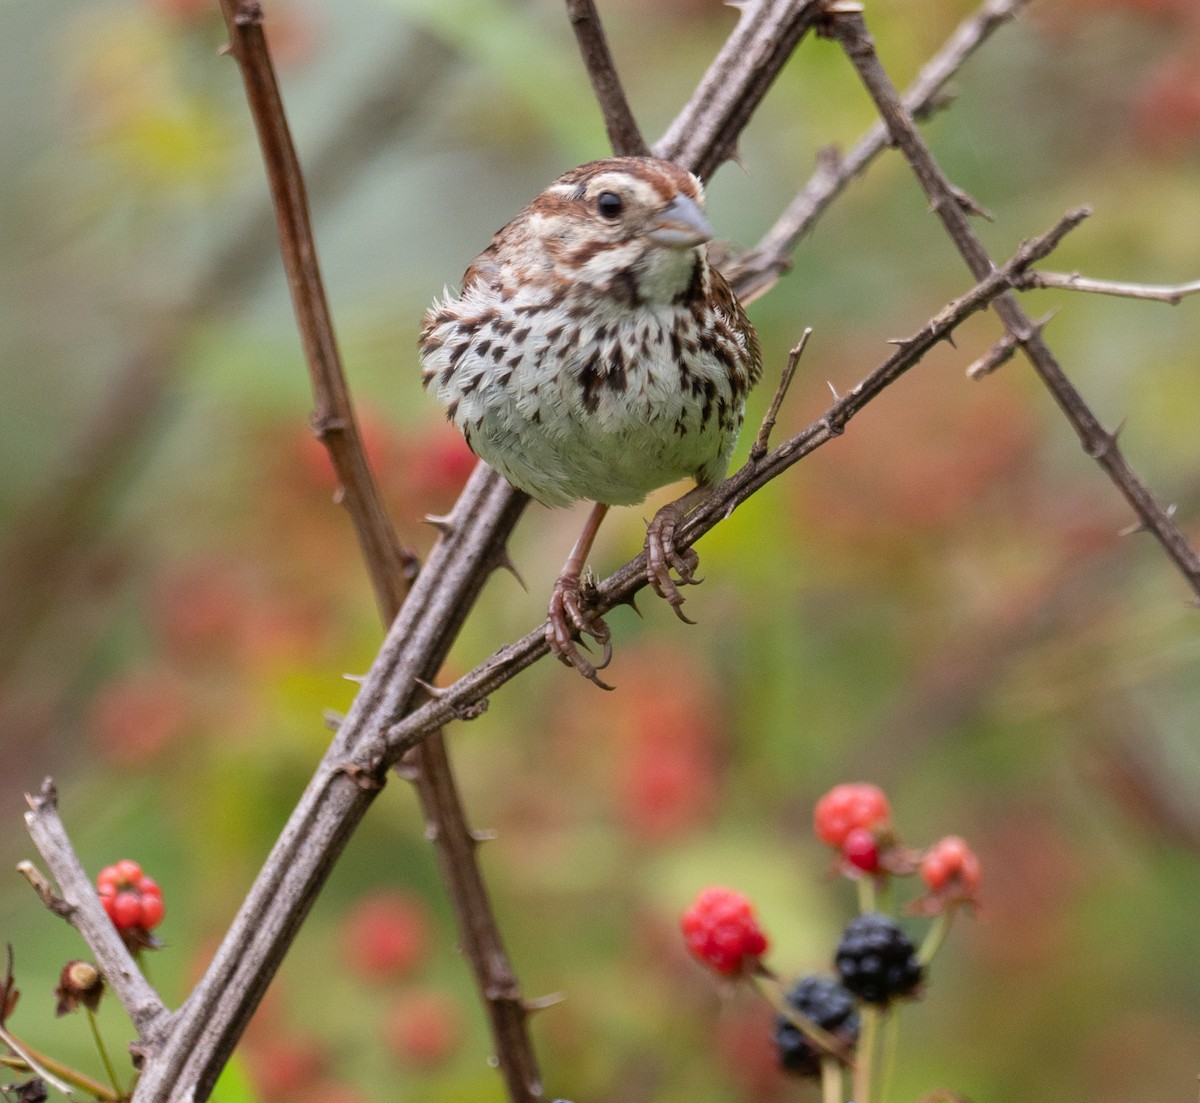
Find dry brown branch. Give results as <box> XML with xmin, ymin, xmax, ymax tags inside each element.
<box><xmin>653</xmin><ymin>0</ymin><xmax>824</xmax><ymax>179</ymax></box>
<box><xmin>214</xmin><ymin>0</ymin><xmax>417</xmax><ymax>620</ymax></box>
<box><xmin>750</xmin><ymin>329</ymin><xmax>811</xmax><ymax>459</ymax></box>
<box><xmin>1014</xmin><ymin>270</ymin><xmax>1200</xmax><ymax>304</ymax></box>
<box><xmin>21</xmin><ymin>780</ymin><xmax>169</xmax><ymax>1044</ymax></box>
<box><xmin>210</xmin><ymin>2</ymin><xmax>543</xmax><ymax>1099</ymax></box>
<box><xmin>825</xmin><ymin>5</ymin><xmax>1200</xmax><ymax>598</ymax></box>
<box><xmin>726</xmin><ymin>0</ymin><xmax>1027</xmax><ymax>303</ymax></box>
<box><xmin>564</xmin><ymin>0</ymin><xmax>648</xmax><ymax>156</ymax></box>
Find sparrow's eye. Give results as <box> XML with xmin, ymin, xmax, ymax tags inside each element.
<box><xmin>596</xmin><ymin>191</ymin><xmax>624</xmax><ymax>219</ymax></box>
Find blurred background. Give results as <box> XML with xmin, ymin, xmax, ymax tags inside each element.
<box><xmin>1</xmin><ymin>0</ymin><xmax>1199</xmax><ymax>1100</ymax></box>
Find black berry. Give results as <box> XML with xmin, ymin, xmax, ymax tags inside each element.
<box><xmin>773</xmin><ymin>975</ymin><xmax>860</xmax><ymax>1077</ymax></box>
<box><xmin>834</xmin><ymin>913</ymin><xmax>923</xmax><ymax>1005</ymax></box>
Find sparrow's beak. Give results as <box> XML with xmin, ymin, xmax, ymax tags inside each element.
<box><xmin>646</xmin><ymin>193</ymin><xmax>714</xmax><ymax>248</ymax></box>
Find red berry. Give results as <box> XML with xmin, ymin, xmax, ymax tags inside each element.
<box><xmin>96</xmin><ymin>865</ymin><xmax>121</xmax><ymax>893</ymax></box>
<box><xmin>139</xmin><ymin>894</ymin><xmax>166</xmax><ymax>930</ymax></box>
<box><xmin>382</xmin><ymin>990</ymin><xmax>463</xmax><ymax>1068</ymax></box>
<box><xmin>112</xmin><ymin>892</ymin><xmax>143</xmax><ymax>930</ymax></box>
<box><xmin>921</xmin><ymin>836</ymin><xmax>982</xmax><ymax>897</ymax></box>
<box><xmin>137</xmin><ymin>876</ymin><xmax>162</xmax><ymax>899</ymax></box>
<box><xmin>98</xmin><ymin>886</ymin><xmax>117</xmax><ymax>919</ymax></box>
<box><xmin>842</xmin><ymin>826</ymin><xmax>881</xmax><ymax>873</ymax></box>
<box><xmin>680</xmin><ymin>887</ymin><xmax>769</xmax><ymax>977</ymax></box>
<box><xmin>340</xmin><ymin>892</ymin><xmax>431</xmax><ymax>981</ymax></box>
<box><xmin>114</xmin><ymin>859</ymin><xmax>143</xmax><ymax>886</ymax></box>
<box><xmin>814</xmin><ymin>783</ymin><xmax>891</xmax><ymax>848</ymax></box>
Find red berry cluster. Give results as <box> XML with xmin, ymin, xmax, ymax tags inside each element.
<box><xmin>917</xmin><ymin>834</ymin><xmax>983</xmax><ymax>910</ymax></box>
<box><xmin>680</xmin><ymin>887</ymin><xmax>769</xmax><ymax>976</ymax></box>
<box><xmin>814</xmin><ymin>782</ymin><xmax>894</xmax><ymax>875</ymax></box>
<box><xmin>97</xmin><ymin>860</ymin><xmax>165</xmax><ymax>942</ymax></box>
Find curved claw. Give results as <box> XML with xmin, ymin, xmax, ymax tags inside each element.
<box><xmin>645</xmin><ymin>503</ymin><xmax>704</xmax><ymax>622</ymax></box>
<box><xmin>547</xmin><ymin>575</ymin><xmax>615</xmax><ymax>690</ymax></box>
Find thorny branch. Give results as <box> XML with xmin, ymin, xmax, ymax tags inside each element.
<box><xmin>726</xmin><ymin>0</ymin><xmax>1027</xmax><ymax>304</ymax></box>
<box><xmin>564</xmin><ymin>0</ymin><xmax>648</xmax><ymax>157</ymax></box>
<box><xmin>654</xmin><ymin>0</ymin><xmax>825</xmax><ymax>180</ymax></box>
<box><xmin>211</xmin><ymin>1</ymin><xmax>544</xmax><ymax>1100</ymax></box>
<box><xmin>825</xmin><ymin>5</ymin><xmax>1200</xmax><ymax>598</ymax></box>
<box><xmin>1013</xmin><ymin>271</ymin><xmax>1200</xmax><ymax>304</ymax></box>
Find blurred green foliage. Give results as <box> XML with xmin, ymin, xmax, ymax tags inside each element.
<box><xmin>1</xmin><ymin>0</ymin><xmax>1199</xmax><ymax>1101</ymax></box>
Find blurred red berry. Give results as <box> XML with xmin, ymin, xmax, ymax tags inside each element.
<box><xmin>340</xmin><ymin>891</ymin><xmax>431</xmax><ymax>981</ymax></box>
<box><xmin>138</xmin><ymin>876</ymin><xmax>162</xmax><ymax>899</ymax></box>
<box><xmin>814</xmin><ymin>783</ymin><xmax>891</xmax><ymax>849</ymax></box>
<box><xmin>1133</xmin><ymin>54</ymin><xmax>1200</xmax><ymax>155</ymax></box>
<box><xmin>115</xmin><ymin>859</ymin><xmax>143</xmax><ymax>884</ymax></box>
<box><xmin>96</xmin><ymin>861</ymin><xmax>166</xmax><ymax>940</ymax></box>
<box><xmin>87</xmin><ymin>669</ymin><xmax>189</xmax><ymax>767</ymax></box>
<box><xmin>918</xmin><ymin>836</ymin><xmax>983</xmax><ymax>910</ymax></box>
<box><xmin>246</xmin><ymin>1035</ymin><xmax>329</xmax><ymax>1103</ymax></box>
<box><xmin>139</xmin><ymin>893</ymin><xmax>166</xmax><ymax>929</ymax></box>
<box><xmin>842</xmin><ymin>826</ymin><xmax>882</xmax><ymax>873</ymax></box>
<box><xmin>112</xmin><ymin>892</ymin><xmax>142</xmax><ymax>929</ymax></box>
<box><xmin>410</xmin><ymin>426</ymin><xmax>478</xmax><ymax>504</ymax></box>
<box><xmin>382</xmin><ymin>989</ymin><xmax>464</xmax><ymax>1069</ymax></box>
<box><xmin>680</xmin><ymin>887</ymin><xmax>769</xmax><ymax>977</ymax></box>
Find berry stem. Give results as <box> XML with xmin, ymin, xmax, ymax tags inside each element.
<box><xmin>88</xmin><ymin>1007</ymin><xmax>124</xmax><ymax>1097</ymax></box>
<box><xmin>751</xmin><ymin>973</ymin><xmax>855</xmax><ymax>1067</ymax></box>
<box><xmin>917</xmin><ymin>906</ymin><xmax>957</xmax><ymax>967</ymax></box>
<box><xmin>819</xmin><ymin>1055</ymin><xmax>843</xmax><ymax>1103</ymax></box>
<box><xmin>0</xmin><ymin>1029</ymin><xmax>119</xmax><ymax>1100</ymax></box>
<box><xmin>879</xmin><ymin>1007</ymin><xmax>901</xmax><ymax>1103</ymax></box>
<box><xmin>856</xmin><ymin>874</ymin><xmax>876</xmax><ymax>915</ymax></box>
<box><xmin>875</xmin><ymin>874</ymin><xmax>894</xmax><ymax>916</ymax></box>
<box><xmin>853</xmin><ymin>1004</ymin><xmax>880</xmax><ymax>1103</ymax></box>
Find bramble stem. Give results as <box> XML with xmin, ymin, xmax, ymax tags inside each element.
<box><xmin>89</xmin><ymin>1007</ymin><xmax>124</xmax><ymax>1097</ymax></box>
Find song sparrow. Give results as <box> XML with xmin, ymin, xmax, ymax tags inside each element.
<box><xmin>420</xmin><ymin>156</ymin><xmax>761</xmax><ymax>686</ymax></box>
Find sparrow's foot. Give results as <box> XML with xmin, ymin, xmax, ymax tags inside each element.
<box><xmin>645</xmin><ymin>502</ymin><xmax>702</xmax><ymax>624</ymax></box>
<box><xmin>547</xmin><ymin>571</ymin><xmax>614</xmax><ymax>691</ymax></box>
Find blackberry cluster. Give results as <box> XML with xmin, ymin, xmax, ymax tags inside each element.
<box><xmin>773</xmin><ymin>975</ymin><xmax>860</xmax><ymax>1077</ymax></box>
<box><xmin>835</xmin><ymin>913</ymin><xmax>923</xmax><ymax>1005</ymax></box>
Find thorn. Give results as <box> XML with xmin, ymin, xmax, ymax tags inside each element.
<box><xmin>471</xmin><ymin>828</ymin><xmax>498</xmax><ymax>844</ymax></box>
<box><xmin>952</xmin><ymin>185</ymin><xmax>994</xmax><ymax>221</ymax></box>
<box><xmin>323</xmin><ymin>709</ymin><xmax>344</xmax><ymax>732</ymax></box>
<box><xmin>943</xmin><ymin>330</ymin><xmax>957</xmax><ymax>349</ymax></box>
<box><xmin>343</xmin><ymin>672</ymin><xmax>366</xmax><ymax>685</ymax></box>
<box><xmin>495</xmin><ymin>549</ymin><xmax>527</xmax><ymax>590</ymax></box>
<box><xmin>413</xmin><ymin>677</ymin><xmax>447</xmax><ymax>698</ymax></box>
<box><xmin>623</xmin><ymin>590</ymin><xmax>643</xmax><ymax>617</ymax></box>
<box><xmin>424</xmin><ymin>513</ymin><xmax>455</xmax><ymax>536</ymax></box>
<box><xmin>523</xmin><ymin>992</ymin><xmax>567</xmax><ymax>1014</ymax></box>
<box><xmin>827</xmin><ymin>380</ymin><xmax>841</xmax><ymax>401</ymax></box>
<box><xmin>1117</xmin><ymin>519</ymin><xmax>1145</xmax><ymax>537</ymax></box>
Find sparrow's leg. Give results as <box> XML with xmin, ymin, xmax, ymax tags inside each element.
<box><xmin>547</xmin><ymin>502</ymin><xmax>614</xmax><ymax>689</ymax></box>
